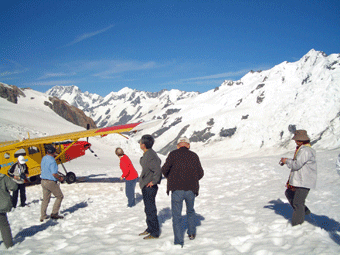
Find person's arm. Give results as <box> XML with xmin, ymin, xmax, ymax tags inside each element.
<box><xmin>49</xmin><ymin>159</ymin><xmax>63</xmax><ymax>182</ymax></box>
<box><xmin>285</xmin><ymin>148</ymin><xmax>310</xmax><ymax>171</ymax></box>
<box><xmin>196</xmin><ymin>155</ymin><xmax>204</xmax><ymax>180</ymax></box>
<box><xmin>161</xmin><ymin>154</ymin><xmax>173</xmax><ymax>178</ymax></box>
<box><xmin>52</xmin><ymin>173</ymin><xmax>64</xmax><ymax>182</ymax></box>
<box><xmin>5</xmin><ymin>175</ymin><xmax>18</xmax><ymax>191</ymax></box>
<box><xmin>7</xmin><ymin>164</ymin><xmax>16</xmax><ymax>178</ymax></box>
<box><xmin>24</xmin><ymin>164</ymin><xmax>29</xmax><ymax>175</ymax></box>
<box><xmin>120</xmin><ymin>156</ymin><xmax>130</xmax><ymax>179</ymax></box>
<box><xmin>147</xmin><ymin>154</ymin><xmax>162</xmax><ymax>187</ymax></box>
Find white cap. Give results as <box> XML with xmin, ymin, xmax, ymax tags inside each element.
<box><xmin>177</xmin><ymin>137</ymin><xmax>190</xmax><ymax>144</ymax></box>
<box><xmin>18</xmin><ymin>155</ymin><xmax>26</xmax><ymax>164</ymax></box>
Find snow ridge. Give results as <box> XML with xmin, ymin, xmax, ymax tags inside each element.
<box><xmin>46</xmin><ymin>49</ymin><xmax>340</xmax><ymax>156</ymax></box>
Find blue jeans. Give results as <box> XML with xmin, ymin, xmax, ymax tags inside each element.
<box><xmin>125</xmin><ymin>178</ymin><xmax>137</xmax><ymax>207</ymax></box>
<box><xmin>142</xmin><ymin>185</ymin><xmax>160</xmax><ymax>237</ymax></box>
<box><xmin>171</xmin><ymin>190</ymin><xmax>196</xmax><ymax>245</ymax></box>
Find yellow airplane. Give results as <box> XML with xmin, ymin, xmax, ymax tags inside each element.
<box><xmin>0</xmin><ymin>121</ymin><xmax>150</xmax><ymax>184</ymax></box>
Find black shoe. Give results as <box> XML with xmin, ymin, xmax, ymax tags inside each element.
<box><xmin>51</xmin><ymin>214</ymin><xmax>64</xmax><ymax>220</ymax></box>
<box><xmin>188</xmin><ymin>234</ymin><xmax>196</xmax><ymax>240</ymax></box>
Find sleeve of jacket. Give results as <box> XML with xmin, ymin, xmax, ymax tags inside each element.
<box><xmin>286</xmin><ymin>147</ymin><xmax>310</xmax><ymax>171</ymax></box>
<box><xmin>120</xmin><ymin>157</ymin><xmax>130</xmax><ymax>178</ymax></box>
<box><xmin>5</xmin><ymin>175</ymin><xmax>18</xmax><ymax>191</ymax></box>
<box><xmin>149</xmin><ymin>154</ymin><xmax>162</xmax><ymax>184</ymax></box>
<box><xmin>7</xmin><ymin>163</ymin><xmax>16</xmax><ymax>178</ymax></box>
<box><xmin>195</xmin><ymin>154</ymin><xmax>204</xmax><ymax>180</ymax></box>
<box><xmin>24</xmin><ymin>164</ymin><xmax>29</xmax><ymax>174</ymax></box>
<box><xmin>161</xmin><ymin>153</ymin><xmax>173</xmax><ymax>178</ymax></box>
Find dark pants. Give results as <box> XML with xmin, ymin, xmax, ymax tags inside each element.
<box><xmin>142</xmin><ymin>185</ymin><xmax>160</xmax><ymax>237</ymax></box>
<box><xmin>125</xmin><ymin>178</ymin><xmax>137</xmax><ymax>207</ymax></box>
<box><xmin>171</xmin><ymin>190</ymin><xmax>196</xmax><ymax>245</ymax></box>
<box><xmin>0</xmin><ymin>213</ymin><xmax>13</xmax><ymax>248</ymax></box>
<box><xmin>12</xmin><ymin>183</ymin><xmax>26</xmax><ymax>208</ymax></box>
<box><xmin>285</xmin><ymin>187</ymin><xmax>310</xmax><ymax>226</ymax></box>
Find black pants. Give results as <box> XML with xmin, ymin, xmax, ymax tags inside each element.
<box><xmin>12</xmin><ymin>183</ymin><xmax>26</xmax><ymax>208</ymax></box>
<box><xmin>142</xmin><ymin>185</ymin><xmax>160</xmax><ymax>237</ymax></box>
<box><xmin>285</xmin><ymin>187</ymin><xmax>310</xmax><ymax>226</ymax></box>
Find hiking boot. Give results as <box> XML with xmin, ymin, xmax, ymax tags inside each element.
<box><xmin>143</xmin><ymin>234</ymin><xmax>158</xmax><ymax>240</ymax></box>
<box><xmin>51</xmin><ymin>214</ymin><xmax>64</xmax><ymax>220</ymax></box>
<box><xmin>188</xmin><ymin>234</ymin><xmax>196</xmax><ymax>240</ymax></box>
<box><xmin>139</xmin><ymin>231</ymin><xmax>149</xmax><ymax>236</ymax></box>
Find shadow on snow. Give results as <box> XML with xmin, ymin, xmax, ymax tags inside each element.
<box><xmin>12</xmin><ymin>220</ymin><xmax>58</xmax><ymax>245</ymax></box>
<box><xmin>264</xmin><ymin>199</ymin><xmax>340</xmax><ymax>245</ymax></box>
<box><xmin>76</xmin><ymin>175</ymin><xmax>165</xmax><ymax>184</ymax></box>
<box><xmin>61</xmin><ymin>201</ymin><xmax>89</xmax><ymax>214</ymax></box>
<box><xmin>8</xmin><ymin>201</ymin><xmax>89</xmax><ymax>246</ymax></box>
<box><xmin>157</xmin><ymin>206</ymin><xmax>205</xmax><ymax>238</ymax></box>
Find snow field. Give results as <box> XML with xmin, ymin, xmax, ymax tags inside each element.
<box><xmin>2</xmin><ymin>147</ymin><xmax>340</xmax><ymax>254</ymax></box>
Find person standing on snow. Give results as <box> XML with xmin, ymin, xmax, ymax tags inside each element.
<box><xmin>280</xmin><ymin>130</ymin><xmax>317</xmax><ymax>226</ymax></box>
<box><xmin>0</xmin><ymin>166</ymin><xmax>18</xmax><ymax>249</ymax></box>
<box><xmin>162</xmin><ymin>137</ymin><xmax>204</xmax><ymax>247</ymax></box>
<box><xmin>40</xmin><ymin>146</ymin><xmax>64</xmax><ymax>222</ymax></box>
<box><xmin>138</xmin><ymin>135</ymin><xmax>162</xmax><ymax>240</ymax></box>
<box><xmin>115</xmin><ymin>147</ymin><xmax>139</xmax><ymax>207</ymax></box>
<box><xmin>8</xmin><ymin>155</ymin><xmax>29</xmax><ymax>208</ymax></box>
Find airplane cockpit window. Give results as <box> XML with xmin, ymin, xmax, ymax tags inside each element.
<box><xmin>14</xmin><ymin>149</ymin><xmax>26</xmax><ymax>158</ymax></box>
<box><xmin>28</xmin><ymin>146</ymin><xmax>39</xmax><ymax>155</ymax></box>
<box><xmin>4</xmin><ymin>153</ymin><xmax>10</xmax><ymax>159</ymax></box>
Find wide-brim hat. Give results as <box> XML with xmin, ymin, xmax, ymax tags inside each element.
<box><xmin>177</xmin><ymin>137</ymin><xmax>190</xmax><ymax>144</ymax></box>
<box><xmin>292</xmin><ymin>130</ymin><xmax>310</xmax><ymax>141</ymax></box>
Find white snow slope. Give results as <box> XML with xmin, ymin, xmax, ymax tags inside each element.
<box><xmin>46</xmin><ymin>49</ymin><xmax>340</xmax><ymax>158</ymax></box>
<box><xmin>1</xmin><ymin>75</ymin><xmax>340</xmax><ymax>254</ymax></box>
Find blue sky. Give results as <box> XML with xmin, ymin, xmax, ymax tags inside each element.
<box><xmin>1</xmin><ymin>0</ymin><xmax>339</xmax><ymax>96</ymax></box>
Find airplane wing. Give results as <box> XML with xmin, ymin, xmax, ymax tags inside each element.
<box><xmin>0</xmin><ymin>122</ymin><xmax>145</xmax><ymax>152</ymax></box>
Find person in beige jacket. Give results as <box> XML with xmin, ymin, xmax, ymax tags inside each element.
<box><xmin>280</xmin><ymin>130</ymin><xmax>317</xmax><ymax>226</ymax></box>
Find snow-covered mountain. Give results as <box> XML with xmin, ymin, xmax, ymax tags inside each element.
<box><xmin>1</xmin><ymin>79</ymin><xmax>340</xmax><ymax>255</ymax></box>
<box><xmin>47</xmin><ymin>86</ymin><xmax>199</xmax><ymax>127</ymax></box>
<box><xmin>47</xmin><ymin>49</ymin><xmax>340</xmax><ymax>156</ymax></box>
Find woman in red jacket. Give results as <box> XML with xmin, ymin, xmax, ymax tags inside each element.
<box><xmin>116</xmin><ymin>148</ymin><xmax>139</xmax><ymax>207</ymax></box>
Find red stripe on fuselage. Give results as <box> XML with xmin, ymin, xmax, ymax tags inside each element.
<box><xmin>95</xmin><ymin>123</ymin><xmax>141</xmax><ymax>133</ymax></box>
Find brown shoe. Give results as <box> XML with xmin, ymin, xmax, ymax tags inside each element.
<box><xmin>40</xmin><ymin>215</ymin><xmax>49</xmax><ymax>222</ymax></box>
<box><xmin>139</xmin><ymin>231</ymin><xmax>149</xmax><ymax>236</ymax></box>
<box><xmin>143</xmin><ymin>234</ymin><xmax>159</xmax><ymax>240</ymax></box>
<box><xmin>51</xmin><ymin>214</ymin><xmax>64</xmax><ymax>220</ymax></box>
